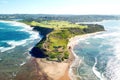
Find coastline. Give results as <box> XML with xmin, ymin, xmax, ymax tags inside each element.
<box><xmin>0</xmin><ymin>20</ymin><xmax>104</xmax><ymax>80</ymax></box>
<box><xmin>37</xmin><ymin>32</ymin><xmax>104</xmax><ymax>80</ymax></box>
<box><xmin>68</xmin><ymin>32</ymin><xmax>103</xmax><ymax>80</ymax></box>
<box><xmin>0</xmin><ymin>20</ymin><xmax>42</xmax><ymax>80</ymax></box>
<box><xmin>0</xmin><ymin>20</ymin><xmax>40</xmax><ymax>52</ymax></box>
<box><xmin>20</xmin><ymin>20</ymin><xmax>104</xmax><ymax>80</ymax></box>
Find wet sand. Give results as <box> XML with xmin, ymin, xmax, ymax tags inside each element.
<box><xmin>35</xmin><ymin>32</ymin><xmax>102</xmax><ymax>80</ymax></box>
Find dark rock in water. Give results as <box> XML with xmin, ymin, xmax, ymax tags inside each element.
<box><xmin>30</xmin><ymin>47</ymin><xmax>48</xmax><ymax>58</ymax></box>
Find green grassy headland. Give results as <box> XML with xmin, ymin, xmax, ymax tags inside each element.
<box><xmin>24</xmin><ymin>20</ymin><xmax>104</xmax><ymax>61</ymax></box>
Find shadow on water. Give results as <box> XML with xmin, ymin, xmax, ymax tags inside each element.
<box><xmin>29</xmin><ymin>26</ymin><xmax>53</xmax><ymax>58</ymax></box>
<box><xmin>30</xmin><ymin>47</ymin><xmax>48</xmax><ymax>58</ymax></box>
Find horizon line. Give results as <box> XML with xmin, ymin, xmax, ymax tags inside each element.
<box><xmin>0</xmin><ymin>13</ymin><xmax>120</xmax><ymax>16</ymax></box>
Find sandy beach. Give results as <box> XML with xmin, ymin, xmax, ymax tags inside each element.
<box><xmin>35</xmin><ymin>58</ymin><xmax>70</xmax><ymax>80</ymax></box>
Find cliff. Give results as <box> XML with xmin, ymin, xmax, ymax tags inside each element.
<box><xmin>28</xmin><ymin>21</ymin><xmax>104</xmax><ymax>61</ymax></box>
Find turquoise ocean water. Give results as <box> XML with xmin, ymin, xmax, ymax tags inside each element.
<box><xmin>0</xmin><ymin>21</ymin><xmax>40</xmax><ymax>79</ymax></box>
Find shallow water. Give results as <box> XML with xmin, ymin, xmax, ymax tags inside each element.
<box><xmin>73</xmin><ymin>20</ymin><xmax>120</xmax><ymax>80</ymax></box>
<box><xmin>0</xmin><ymin>21</ymin><xmax>41</xmax><ymax>79</ymax></box>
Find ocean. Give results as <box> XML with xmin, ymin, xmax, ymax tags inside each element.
<box><xmin>73</xmin><ymin>20</ymin><xmax>120</xmax><ymax>80</ymax></box>
<box><xmin>0</xmin><ymin>21</ymin><xmax>41</xmax><ymax>79</ymax></box>
<box><xmin>1</xmin><ymin>20</ymin><xmax>120</xmax><ymax>80</ymax></box>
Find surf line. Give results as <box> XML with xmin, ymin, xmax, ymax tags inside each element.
<box><xmin>92</xmin><ymin>57</ymin><xmax>106</xmax><ymax>80</ymax></box>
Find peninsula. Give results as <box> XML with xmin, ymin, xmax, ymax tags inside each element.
<box><xmin>0</xmin><ymin>19</ymin><xmax>105</xmax><ymax>80</ymax></box>
<box><xmin>21</xmin><ymin>20</ymin><xmax>104</xmax><ymax>80</ymax></box>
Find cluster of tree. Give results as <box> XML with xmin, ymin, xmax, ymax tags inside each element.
<box><xmin>82</xmin><ymin>24</ymin><xmax>105</xmax><ymax>33</ymax></box>
<box><xmin>63</xmin><ymin>24</ymin><xmax>104</xmax><ymax>35</ymax></box>
<box><xmin>0</xmin><ymin>14</ymin><xmax>119</xmax><ymax>22</ymax></box>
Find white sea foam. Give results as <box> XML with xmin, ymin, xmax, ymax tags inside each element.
<box><xmin>7</xmin><ymin>40</ymin><xmax>26</xmax><ymax>46</ymax></box>
<box><xmin>0</xmin><ymin>20</ymin><xmax>32</xmax><ymax>29</ymax></box>
<box><xmin>68</xmin><ymin>32</ymin><xmax>102</xmax><ymax>80</ymax></box>
<box><xmin>105</xmin><ymin>29</ymin><xmax>120</xmax><ymax>80</ymax></box>
<box><xmin>68</xmin><ymin>32</ymin><xmax>104</xmax><ymax>80</ymax></box>
<box><xmin>0</xmin><ymin>46</ymin><xmax>14</xmax><ymax>52</ymax></box>
<box><xmin>85</xmin><ymin>40</ymin><xmax>90</xmax><ymax>44</ymax></box>
<box><xmin>0</xmin><ymin>35</ymin><xmax>40</xmax><ymax>53</ymax></box>
<box><xmin>99</xmin><ymin>20</ymin><xmax>120</xmax><ymax>80</ymax></box>
<box><xmin>0</xmin><ymin>33</ymin><xmax>40</xmax><ymax>52</ymax></box>
<box><xmin>0</xmin><ymin>20</ymin><xmax>39</xmax><ymax>37</ymax></box>
<box><xmin>93</xmin><ymin>32</ymin><xmax>118</xmax><ymax>39</ymax></box>
<box><xmin>69</xmin><ymin>20</ymin><xmax>120</xmax><ymax>80</ymax></box>
<box><xmin>106</xmin><ymin>32</ymin><xmax>120</xmax><ymax>59</ymax></box>
<box><xmin>69</xmin><ymin>49</ymin><xmax>82</xmax><ymax>80</ymax></box>
<box><xmin>0</xmin><ymin>40</ymin><xmax>26</xmax><ymax>52</ymax></box>
<box><xmin>68</xmin><ymin>36</ymin><xmax>82</xmax><ymax>80</ymax></box>
<box><xmin>0</xmin><ymin>20</ymin><xmax>41</xmax><ymax>52</ymax></box>
<box><xmin>20</xmin><ymin>61</ymin><xmax>26</xmax><ymax>66</ymax></box>
<box><xmin>106</xmin><ymin>58</ymin><xmax>120</xmax><ymax>80</ymax></box>
<box><xmin>12</xmin><ymin>72</ymin><xmax>16</xmax><ymax>77</ymax></box>
<box><xmin>92</xmin><ymin>57</ymin><xmax>106</xmax><ymax>80</ymax></box>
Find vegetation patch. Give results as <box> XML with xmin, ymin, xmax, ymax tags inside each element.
<box><xmin>25</xmin><ymin>20</ymin><xmax>104</xmax><ymax>62</ymax></box>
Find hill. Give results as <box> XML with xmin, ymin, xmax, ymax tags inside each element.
<box><xmin>25</xmin><ymin>20</ymin><xmax>105</xmax><ymax>61</ymax></box>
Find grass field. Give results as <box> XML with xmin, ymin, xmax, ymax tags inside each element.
<box><xmin>24</xmin><ymin>20</ymin><xmax>104</xmax><ymax>61</ymax></box>
<box><xmin>30</xmin><ymin>20</ymin><xmax>87</xmax><ymax>29</ymax></box>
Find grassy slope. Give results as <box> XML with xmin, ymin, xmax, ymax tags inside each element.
<box><xmin>30</xmin><ymin>20</ymin><xmax>87</xmax><ymax>29</ymax></box>
<box><xmin>25</xmin><ymin>20</ymin><xmax>104</xmax><ymax>61</ymax></box>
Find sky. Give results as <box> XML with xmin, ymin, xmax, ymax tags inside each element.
<box><xmin>0</xmin><ymin>0</ymin><xmax>120</xmax><ymax>15</ymax></box>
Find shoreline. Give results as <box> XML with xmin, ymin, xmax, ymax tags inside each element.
<box><xmin>0</xmin><ymin>20</ymin><xmax>40</xmax><ymax>52</ymax></box>
<box><xmin>68</xmin><ymin>32</ymin><xmax>104</xmax><ymax>80</ymax></box>
<box><xmin>0</xmin><ymin>20</ymin><xmax>104</xmax><ymax>80</ymax></box>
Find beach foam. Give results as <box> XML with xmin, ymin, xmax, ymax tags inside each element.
<box><xmin>69</xmin><ymin>49</ymin><xmax>81</xmax><ymax>80</ymax></box>
<box><xmin>20</xmin><ymin>61</ymin><xmax>26</xmax><ymax>66</ymax></box>
<box><xmin>68</xmin><ymin>32</ymin><xmax>103</xmax><ymax>80</ymax></box>
<box><xmin>92</xmin><ymin>57</ymin><xmax>106</xmax><ymax>80</ymax></box>
<box><xmin>0</xmin><ymin>20</ymin><xmax>40</xmax><ymax>52</ymax></box>
<box><xmin>69</xmin><ymin>20</ymin><xmax>120</xmax><ymax>80</ymax></box>
<box><xmin>106</xmin><ymin>58</ymin><xmax>120</xmax><ymax>80</ymax></box>
<box><xmin>105</xmin><ymin>30</ymin><xmax>120</xmax><ymax>80</ymax></box>
<box><xmin>0</xmin><ymin>39</ymin><xmax>27</xmax><ymax>52</ymax></box>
